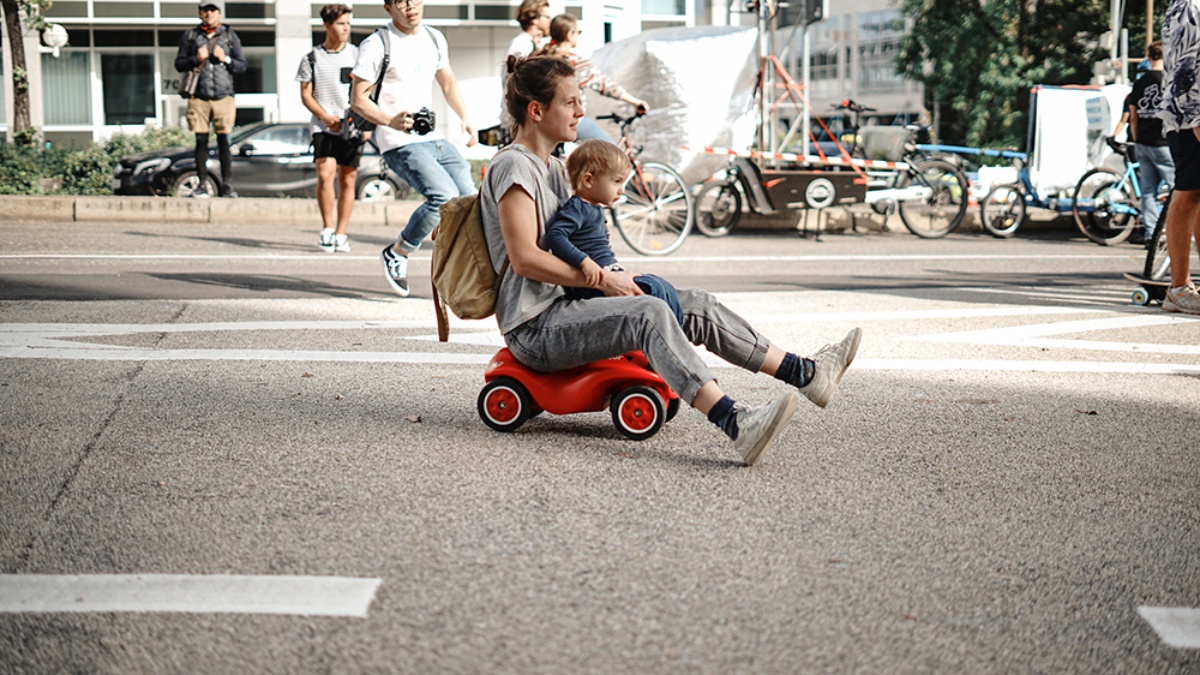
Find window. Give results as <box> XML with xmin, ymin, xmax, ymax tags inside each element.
<box><xmin>102</xmin><ymin>54</ymin><xmax>156</xmax><ymax>125</ymax></box>
<box><xmin>856</xmin><ymin>11</ymin><xmax>905</xmax><ymax>94</ymax></box>
<box><xmin>42</xmin><ymin>51</ymin><xmax>92</xmax><ymax>125</ymax></box>
<box><xmin>642</xmin><ymin>0</ymin><xmax>684</xmax><ymax>16</ymax></box>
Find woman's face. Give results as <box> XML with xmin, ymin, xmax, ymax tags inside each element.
<box><xmin>540</xmin><ymin>74</ymin><xmax>585</xmax><ymax>143</ymax></box>
<box><xmin>565</xmin><ymin>26</ymin><xmax>581</xmax><ymax>47</ymax></box>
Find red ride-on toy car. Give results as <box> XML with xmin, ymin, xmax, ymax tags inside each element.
<box><xmin>477</xmin><ymin>348</ymin><xmax>681</xmax><ymax>440</ymax></box>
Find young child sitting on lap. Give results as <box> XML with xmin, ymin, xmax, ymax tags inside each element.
<box><xmin>544</xmin><ymin>139</ymin><xmax>684</xmax><ymax>324</ymax></box>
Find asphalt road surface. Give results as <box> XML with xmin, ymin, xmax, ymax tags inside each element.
<box><xmin>2</xmin><ymin>214</ymin><xmax>1198</xmax><ymax>673</ymax></box>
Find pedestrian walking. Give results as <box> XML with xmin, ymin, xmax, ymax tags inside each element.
<box><xmin>1128</xmin><ymin>42</ymin><xmax>1176</xmax><ymax>244</ymax></box>
<box><xmin>1158</xmin><ymin>0</ymin><xmax>1200</xmax><ymax>314</ymax></box>
<box><xmin>298</xmin><ymin>4</ymin><xmax>362</xmax><ymax>253</ymax></box>
<box><xmin>350</xmin><ymin>0</ymin><xmax>478</xmax><ymax>297</ymax></box>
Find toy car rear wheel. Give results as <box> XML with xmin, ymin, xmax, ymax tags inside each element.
<box><xmin>610</xmin><ymin>386</ymin><xmax>665</xmax><ymax>441</ymax></box>
<box><xmin>478</xmin><ymin>377</ymin><xmax>532</xmax><ymax>432</ymax></box>
<box><xmin>666</xmin><ymin>397</ymin><xmax>680</xmax><ymax>422</ymax></box>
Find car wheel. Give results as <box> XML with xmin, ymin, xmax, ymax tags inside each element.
<box><xmin>356</xmin><ymin>175</ymin><xmax>408</xmax><ymax>202</ymax></box>
<box><xmin>169</xmin><ymin>171</ymin><xmax>219</xmax><ymax>198</ymax></box>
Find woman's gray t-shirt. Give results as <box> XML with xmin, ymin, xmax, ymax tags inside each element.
<box><xmin>480</xmin><ymin>145</ymin><xmax>572</xmax><ymax>334</ymax></box>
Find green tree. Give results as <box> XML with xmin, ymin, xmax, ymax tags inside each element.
<box><xmin>897</xmin><ymin>0</ymin><xmax>1111</xmax><ymax>149</ymax></box>
<box><xmin>1</xmin><ymin>0</ymin><xmax>53</xmax><ymax>144</ymax></box>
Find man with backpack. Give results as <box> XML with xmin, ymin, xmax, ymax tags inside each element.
<box><xmin>350</xmin><ymin>0</ymin><xmax>478</xmax><ymax>298</ymax></box>
<box><xmin>174</xmin><ymin>0</ymin><xmax>246</xmax><ymax>198</ymax></box>
<box><xmin>297</xmin><ymin>4</ymin><xmax>361</xmax><ymax>253</ymax></box>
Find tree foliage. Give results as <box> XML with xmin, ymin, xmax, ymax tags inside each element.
<box><xmin>897</xmin><ymin>0</ymin><xmax>1115</xmax><ymax>149</ymax></box>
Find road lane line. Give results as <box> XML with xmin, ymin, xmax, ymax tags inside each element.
<box><xmin>0</xmin><ymin>253</ymin><xmax>1130</xmax><ymax>263</ymax></box>
<box><xmin>0</xmin><ymin>574</ymin><xmax>381</xmax><ymax>617</ymax></box>
<box><xmin>1138</xmin><ymin>607</ymin><xmax>1200</xmax><ymax>649</ymax></box>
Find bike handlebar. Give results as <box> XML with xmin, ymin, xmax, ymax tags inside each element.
<box><xmin>831</xmin><ymin>99</ymin><xmax>875</xmax><ymax>113</ymax></box>
<box><xmin>595</xmin><ymin>109</ymin><xmax>646</xmax><ymax>128</ymax></box>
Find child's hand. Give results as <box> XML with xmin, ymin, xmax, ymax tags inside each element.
<box><xmin>581</xmin><ymin>258</ymin><xmax>603</xmax><ymax>287</ymax></box>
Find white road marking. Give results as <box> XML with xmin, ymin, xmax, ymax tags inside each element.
<box><xmin>0</xmin><ymin>252</ymin><xmax>1129</xmax><ymax>263</ymax></box>
<box><xmin>919</xmin><ymin>314</ymin><xmax>1200</xmax><ymax>355</ymax></box>
<box><xmin>1138</xmin><ymin>607</ymin><xmax>1200</xmax><ymax>649</ymax></box>
<box><xmin>0</xmin><ymin>574</ymin><xmax>381</xmax><ymax>617</ymax></box>
<box><xmin>1</xmin><ymin>306</ymin><xmax>1196</xmax><ymax>374</ymax></box>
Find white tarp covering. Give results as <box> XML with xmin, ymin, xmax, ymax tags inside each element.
<box><xmin>587</xmin><ymin>26</ymin><xmax>760</xmax><ymax>184</ymax></box>
<box><xmin>1029</xmin><ymin>84</ymin><xmax>1130</xmax><ymax>195</ymax></box>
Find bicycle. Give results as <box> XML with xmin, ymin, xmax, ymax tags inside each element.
<box><xmin>694</xmin><ymin>120</ymin><xmax>969</xmax><ymax>239</ymax></box>
<box><xmin>594</xmin><ymin>110</ymin><xmax>694</xmax><ymax>256</ymax></box>
<box><xmin>1069</xmin><ymin>138</ymin><xmax>1160</xmax><ymax>246</ymax></box>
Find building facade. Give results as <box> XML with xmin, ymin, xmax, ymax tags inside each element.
<box><xmin>0</xmin><ymin>0</ymin><xmax>919</xmax><ymax>149</ymax></box>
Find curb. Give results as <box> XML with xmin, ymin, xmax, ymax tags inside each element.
<box><xmin>0</xmin><ymin>194</ymin><xmax>419</xmax><ymax>226</ymax></box>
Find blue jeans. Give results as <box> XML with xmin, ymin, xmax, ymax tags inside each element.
<box><xmin>563</xmin><ymin>273</ymin><xmax>685</xmax><ymax>326</ymax></box>
<box><xmin>1135</xmin><ymin>143</ymin><xmax>1176</xmax><ymax>236</ymax></box>
<box><xmin>383</xmin><ymin>140</ymin><xmax>476</xmax><ymax>253</ymax></box>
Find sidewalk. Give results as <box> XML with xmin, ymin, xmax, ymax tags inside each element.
<box><xmin>0</xmin><ymin>193</ymin><xmax>1073</xmax><ymax>236</ymax></box>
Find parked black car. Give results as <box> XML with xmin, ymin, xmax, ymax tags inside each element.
<box><xmin>112</xmin><ymin>122</ymin><xmax>410</xmax><ymax>201</ymax></box>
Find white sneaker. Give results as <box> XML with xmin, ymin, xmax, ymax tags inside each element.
<box><xmin>1163</xmin><ymin>284</ymin><xmax>1200</xmax><ymax>315</ymax></box>
<box><xmin>734</xmin><ymin>391</ymin><xmax>800</xmax><ymax>466</ymax></box>
<box><xmin>797</xmin><ymin>327</ymin><xmax>862</xmax><ymax>408</ymax></box>
<box><xmin>333</xmin><ymin>234</ymin><xmax>350</xmax><ymax>253</ymax></box>
<box><xmin>318</xmin><ymin>228</ymin><xmax>335</xmax><ymax>253</ymax></box>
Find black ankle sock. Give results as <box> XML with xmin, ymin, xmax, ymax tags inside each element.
<box><xmin>216</xmin><ymin>134</ymin><xmax>232</xmax><ymax>185</ymax></box>
<box><xmin>706</xmin><ymin>395</ymin><xmax>738</xmax><ymax>440</ymax></box>
<box><xmin>775</xmin><ymin>352</ymin><xmax>815</xmax><ymax>388</ymax></box>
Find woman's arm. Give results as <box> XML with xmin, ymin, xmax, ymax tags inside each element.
<box><xmin>498</xmin><ymin>186</ymin><xmax>641</xmax><ymax>296</ymax></box>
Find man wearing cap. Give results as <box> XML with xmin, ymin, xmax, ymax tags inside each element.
<box><xmin>174</xmin><ymin>1</ymin><xmax>247</xmax><ymax>198</ymax></box>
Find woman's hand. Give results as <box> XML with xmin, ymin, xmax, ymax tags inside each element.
<box><xmin>598</xmin><ymin>269</ymin><xmax>643</xmax><ymax>297</ymax></box>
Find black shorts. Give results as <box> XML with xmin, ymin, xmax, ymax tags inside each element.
<box><xmin>1168</xmin><ymin>129</ymin><xmax>1200</xmax><ymax>191</ymax></box>
<box><xmin>312</xmin><ymin>132</ymin><xmax>364</xmax><ymax>169</ymax></box>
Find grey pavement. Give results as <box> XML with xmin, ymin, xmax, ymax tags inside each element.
<box><xmin>1</xmin><ymin>199</ymin><xmax>1198</xmax><ymax>673</ymax></box>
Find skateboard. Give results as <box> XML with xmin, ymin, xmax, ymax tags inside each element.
<box><xmin>1122</xmin><ymin>272</ymin><xmax>1169</xmax><ymax>306</ymax></box>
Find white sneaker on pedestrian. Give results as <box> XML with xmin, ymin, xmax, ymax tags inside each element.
<box><xmin>318</xmin><ymin>228</ymin><xmax>335</xmax><ymax>253</ymax></box>
<box><xmin>734</xmin><ymin>391</ymin><xmax>800</xmax><ymax>466</ymax></box>
<box><xmin>1163</xmin><ymin>284</ymin><xmax>1200</xmax><ymax>315</ymax></box>
<box><xmin>333</xmin><ymin>234</ymin><xmax>350</xmax><ymax>253</ymax></box>
<box><xmin>797</xmin><ymin>327</ymin><xmax>862</xmax><ymax>408</ymax></box>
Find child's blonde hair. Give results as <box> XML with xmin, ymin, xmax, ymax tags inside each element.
<box><xmin>566</xmin><ymin>139</ymin><xmax>630</xmax><ymax>193</ymax></box>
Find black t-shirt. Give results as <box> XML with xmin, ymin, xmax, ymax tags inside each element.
<box><xmin>1130</xmin><ymin>70</ymin><xmax>1167</xmax><ymax>146</ymax></box>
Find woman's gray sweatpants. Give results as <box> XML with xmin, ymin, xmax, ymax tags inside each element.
<box><xmin>503</xmin><ymin>288</ymin><xmax>771</xmax><ymax>405</ymax></box>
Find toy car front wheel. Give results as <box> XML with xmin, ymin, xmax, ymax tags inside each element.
<box><xmin>478</xmin><ymin>377</ymin><xmax>533</xmax><ymax>432</ymax></box>
<box><xmin>610</xmin><ymin>386</ymin><xmax>665</xmax><ymax>441</ymax></box>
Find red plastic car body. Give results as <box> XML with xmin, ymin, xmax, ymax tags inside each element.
<box><xmin>477</xmin><ymin>348</ymin><xmax>680</xmax><ymax>440</ymax></box>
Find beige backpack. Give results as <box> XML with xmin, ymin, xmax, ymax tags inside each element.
<box><xmin>430</xmin><ymin>193</ymin><xmax>508</xmax><ymax>342</ymax></box>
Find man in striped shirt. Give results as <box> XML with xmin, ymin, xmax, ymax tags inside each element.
<box><xmin>297</xmin><ymin>4</ymin><xmax>361</xmax><ymax>253</ymax></box>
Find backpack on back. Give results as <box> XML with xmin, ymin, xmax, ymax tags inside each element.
<box><xmin>430</xmin><ymin>193</ymin><xmax>507</xmax><ymax>342</ymax></box>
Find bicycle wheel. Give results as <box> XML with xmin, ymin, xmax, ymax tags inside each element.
<box><xmin>980</xmin><ymin>184</ymin><xmax>1027</xmax><ymax>238</ymax></box>
<box><xmin>694</xmin><ymin>178</ymin><xmax>742</xmax><ymax>237</ymax></box>
<box><xmin>896</xmin><ymin>158</ymin><xmax>969</xmax><ymax>239</ymax></box>
<box><xmin>610</xmin><ymin>162</ymin><xmax>694</xmax><ymax>256</ymax></box>
<box><xmin>1144</xmin><ymin>193</ymin><xmax>1171</xmax><ymax>281</ymax></box>
<box><xmin>1071</xmin><ymin>168</ymin><xmax>1136</xmax><ymax>245</ymax></box>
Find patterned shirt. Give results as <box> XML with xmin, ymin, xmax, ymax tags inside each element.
<box><xmin>1160</xmin><ymin>0</ymin><xmax>1200</xmax><ymax>132</ymax></box>
<box><xmin>296</xmin><ymin>44</ymin><xmax>359</xmax><ymax>136</ymax></box>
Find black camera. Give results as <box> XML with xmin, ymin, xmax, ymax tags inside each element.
<box><xmin>411</xmin><ymin>107</ymin><xmax>436</xmax><ymax>135</ymax></box>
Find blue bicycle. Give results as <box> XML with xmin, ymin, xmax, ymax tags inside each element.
<box><xmin>1067</xmin><ymin>138</ymin><xmax>1154</xmax><ymax>246</ymax></box>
